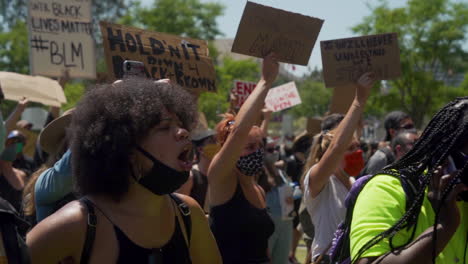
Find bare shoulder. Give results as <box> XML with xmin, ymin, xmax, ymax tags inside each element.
<box><xmin>27</xmin><ymin>201</ymin><xmax>89</xmax><ymax>263</ymax></box>
<box><xmin>38</xmin><ymin>200</ymin><xmax>87</xmax><ymax>228</ymax></box>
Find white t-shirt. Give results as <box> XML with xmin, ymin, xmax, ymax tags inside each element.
<box><xmin>303</xmin><ymin>167</ymin><xmax>352</xmax><ymax>259</ymax></box>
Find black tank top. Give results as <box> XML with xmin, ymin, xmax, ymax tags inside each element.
<box><xmin>209</xmin><ymin>183</ymin><xmax>275</xmax><ymax>264</ymax></box>
<box><xmin>114</xmin><ymin>217</ymin><xmax>191</xmax><ymax>264</ymax></box>
<box><xmin>89</xmin><ymin>202</ymin><xmax>191</xmax><ymax>264</ymax></box>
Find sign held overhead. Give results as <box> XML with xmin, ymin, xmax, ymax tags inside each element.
<box><xmin>321</xmin><ymin>33</ymin><xmax>401</xmax><ymax>87</ymax></box>
<box><xmin>28</xmin><ymin>0</ymin><xmax>96</xmax><ymax>79</ymax></box>
<box><xmin>232</xmin><ymin>1</ymin><xmax>323</xmax><ymax>65</ymax></box>
<box><xmin>0</xmin><ymin>72</ymin><xmax>67</xmax><ymax>107</ymax></box>
<box><xmin>265</xmin><ymin>82</ymin><xmax>302</xmax><ymax>112</ymax></box>
<box><xmin>100</xmin><ymin>21</ymin><xmax>217</xmax><ymax>93</ymax></box>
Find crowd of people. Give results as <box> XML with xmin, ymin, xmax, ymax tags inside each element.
<box><xmin>0</xmin><ymin>53</ymin><xmax>467</xmax><ymax>264</ymax></box>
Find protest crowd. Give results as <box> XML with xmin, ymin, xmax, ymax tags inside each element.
<box><xmin>0</xmin><ymin>1</ymin><xmax>468</xmax><ymax>264</ymax></box>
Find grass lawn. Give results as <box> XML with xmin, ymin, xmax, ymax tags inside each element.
<box><xmin>294</xmin><ymin>239</ymin><xmax>308</xmax><ymax>264</ymax></box>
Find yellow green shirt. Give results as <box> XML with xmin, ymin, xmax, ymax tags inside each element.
<box><xmin>350</xmin><ymin>175</ymin><xmax>468</xmax><ymax>263</ymax></box>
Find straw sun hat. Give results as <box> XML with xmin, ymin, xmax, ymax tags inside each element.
<box><xmin>38</xmin><ymin>108</ymin><xmax>74</xmax><ymax>155</ymax></box>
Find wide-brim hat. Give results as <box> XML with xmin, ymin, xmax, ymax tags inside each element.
<box><xmin>38</xmin><ymin>108</ymin><xmax>74</xmax><ymax>155</ymax></box>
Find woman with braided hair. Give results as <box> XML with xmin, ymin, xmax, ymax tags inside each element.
<box><xmin>350</xmin><ymin>97</ymin><xmax>468</xmax><ymax>264</ymax></box>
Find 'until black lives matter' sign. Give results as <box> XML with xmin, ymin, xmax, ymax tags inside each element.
<box><xmin>28</xmin><ymin>0</ymin><xmax>96</xmax><ymax>79</ymax></box>
<box><xmin>321</xmin><ymin>33</ymin><xmax>401</xmax><ymax>87</ymax></box>
<box><xmin>100</xmin><ymin>22</ymin><xmax>217</xmax><ymax>93</ymax></box>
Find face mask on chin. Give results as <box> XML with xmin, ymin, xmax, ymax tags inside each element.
<box><xmin>135</xmin><ymin>146</ymin><xmax>189</xmax><ymax>195</ymax></box>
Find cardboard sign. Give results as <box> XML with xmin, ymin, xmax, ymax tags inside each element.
<box><xmin>0</xmin><ymin>72</ymin><xmax>66</xmax><ymax>107</ymax></box>
<box><xmin>232</xmin><ymin>80</ymin><xmax>257</xmax><ymax>108</ymax></box>
<box><xmin>232</xmin><ymin>2</ymin><xmax>323</xmax><ymax>65</ymax></box>
<box><xmin>307</xmin><ymin>117</ymin><xmax>322</xmax><ymax>135</ymax></box>
<box><xmin>329</xmin><ymin>84</ymin><xmax>356</xmax><ymax>114</ymax></box>
<box><xmin>265</xmin><ymin>82</ymin><xmax>302</xmax><ymax>112</ymax></box>
<box><xmin>28</xmin><ymin>0</ymin><xmax>96</xmax><ymax>79</ymax></box>
<box><xmin>100</xmin><ymin>22</ymin><xmax>217</xmax><ymax>93</ymax></box>
<box><xmin>321</xmin><ymin>33</ymin><xmax>401</xmax><ymax>87</ymax></box>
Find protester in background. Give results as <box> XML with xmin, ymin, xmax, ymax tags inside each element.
<box><xmin>7</xmin><ymin>130</ymin><xmax>36</xmax><ymax>177</ymax></box>
<box><xmin>390</xmin><ymin>129</ymin><xmax>419</xmax><ymax>161</ymax></box>
<box><xmin>177</xmin><ymin>128</ymin><xmax>219</xmax><ymax>210</ymax></box>
<box><xmin>27</xmin><ymin>77</ymin><xmax>221</xmax><ymax>263</ymax></box>
<box><xmin>302</xmin><ymin>73</ymin><xmax>376</xmax><ymax>263</ymax></box>
<box><xmin>297</xmin><ymin>113</ymin><xmax>345</xmax><ymax>264</ymax></box>
<box><xmin>0</xmin><ymin>136</ymin><xmax>29</xmax><ymax>211</ymax></box>
<box><xmin>361</xmin><ymin>111</ymin><xmax>414</xmax><ymax>175</ymax></box>
<box><xmin>23</xmin><ymin>109</ymin><xmax>73</xmax><ymax>225</ymax></box>
<box><xmin>208</xmin><ymin>54</ymin><xmax>278</xmax><ymax>264</ymax></box>
<box><xmin>0</xmin><ymin>95</ymin><xmax>30</xmax><ymax>263</ymax></box>
<box><xmin>351</xmin><ymin>97</ymin><xmax>468</xmax><ymax>264</ymax></box>
<box><xmin>285</xmin><ymin>132</ymin><xmax>312</xmax><ymax>264</ymax></box>
<box><xmin>263</xmin><ymin>137</ymin><xmax>295</xmax><ymax>264</ymax></box>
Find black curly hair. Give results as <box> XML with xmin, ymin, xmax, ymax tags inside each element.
<box><xmin>70</xmin><ymin>77</ymin><xmax>197</xmax><ymax>201</ymax></box>
<box><xmin>353</xmin><ymin>97</ymin><xmax>468</xmax><ymax>263</ymax></box>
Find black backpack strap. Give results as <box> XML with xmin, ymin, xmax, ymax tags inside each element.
<box><xmin>1</xmin><ymin>219</ymin><xmax>21</xmax><ymax>264</ymax></box>
<box><xmin>79</xmin><ymin>197</ymin><xmax>97</xmax><ymax>264</ymax></box>
<box><xmin>169</xmin><ymin>194</ymin><xmax>192</xmax><ymax>245</ymax></box>
<box><xmin>0</xmin><ymin>197</ymin><xmax>30</xmax><ymax>264</ymax></box>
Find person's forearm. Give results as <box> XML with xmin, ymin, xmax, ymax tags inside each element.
<box><xmin>261</xmin><ymin>117</ymin><xmax>270</xmax><ymax>136</ymax></box>
<box><xmin>370</xmin><ymin>223</ymin><xmax>456</xmax><ymax>264</ymax></box>
<box><xmin>5</xmin><ymin>106</ymin><xmax>24</xmax><ymax>132</ymax></box>
<box><xmin>330</xmin><ymin>99</ymin><xmax>365</xmax><ymax>152</ymax></box>
<box><xmin>235</xmin><ymin>79</ymin><xmax>270</xmax><ymax>135</ymax></box>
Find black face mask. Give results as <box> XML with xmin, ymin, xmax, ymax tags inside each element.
<box><xmin>136</xmin><ymin>146</ymin><xmax>189</xmax><ymax>195</ymax></box>
<box><xmin>236</xmin><ymin>148</ymin><xmax>265</xmax><ymax>176</ymax></box>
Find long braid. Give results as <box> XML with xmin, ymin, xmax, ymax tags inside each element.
<box><xmin>352</xmin><ymin>97</ymin><xmax>468</xmax><ymax>263</ymax></box>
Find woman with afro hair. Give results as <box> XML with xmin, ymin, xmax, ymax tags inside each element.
<box><xmin>26</xmin><ymin>78</ymin><xmax>221</xmax><ymax>263</ymax></box>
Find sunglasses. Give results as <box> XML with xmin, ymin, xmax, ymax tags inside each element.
<box><xmin>399</xmin><ymin>123</ymin><xmax>415</xmax><ymax>130</ymax></box>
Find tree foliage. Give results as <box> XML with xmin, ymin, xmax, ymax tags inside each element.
<box><xmin>290</xmin><ymin>77</ymin><xmax>332</xmax><ymax>119</ymax></box>
<box><xmin>353</xmin><ymin>0</ymin><xmax>468</xmax><ymax>127</ymax></box>
<box><xmin>199</xmin><ymin>57</ymin><xmax>260</xmax><ymax>127</ymax></box>
<box><xmin>120</xmin><ymin>0</ymin><xmax>224</xmax><ymax>40</ymax></box>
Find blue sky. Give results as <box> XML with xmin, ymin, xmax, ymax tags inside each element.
<box><xmin>139</xmin><ymin>0</ymin><xmax>409</xmax><ymax>75</ymax></box>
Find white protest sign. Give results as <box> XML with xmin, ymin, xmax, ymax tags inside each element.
<box><xmin>232</xmin><ymin>80</ymin><xmax>257</xmax><ymax>108</ymax></box>
<box><xmin>28</xmin><ymin>0</ymin><xmax>96</xmax><ymax>79</ymax></box>
<box><xmin>265</xmin><ymin>82</ymin><xmax>301</xmax><ymax>112</ymax></box>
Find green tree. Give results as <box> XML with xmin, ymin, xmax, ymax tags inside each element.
<box><xmin>353</xmin><ymin>0</ymin><xmax>468</xmax><ymax>127</ymax></box>
<box><xmin>199</xmin><ymin>56</ymin><xmax>260</xmax><ymax>127</ymax></box>
<box><xmin>0</xmin><ymin>20</ymin><xmax>29</xmax><ymax>74</ymax></box>
<box><xmin>120</xmin><ymin>0</ymin><xmax>224</xmax><ymax>41</ymax></box>
<box><xmin>290</xmin><ymin>77</ymin><xmax>332</xmax><ymax>119</ymax></box>
<box><xmin>0</xmin><ymin>0</ymin><xmax>136</xmax><ymax>114</ymax></box>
